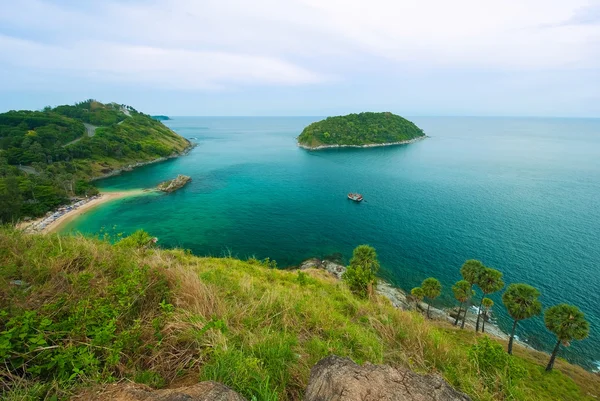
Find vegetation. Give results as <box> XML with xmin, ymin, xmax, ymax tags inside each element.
<box><xmin>342</xmin><ymin>245</ymin><xmax>380</xmax><ymax>298</ymax></box>
<box><xmin>475</xmin><ymin>268</ymin><xmax>504</xmax><ymax>332</ymax></box>
<box><xmin>502</xmin><ymin>284</ymin><xmax>543</xmax><ymax>355</ymax></box>
<box><xmin>452</xmin><ymin>280</ymin><xmax>473</xmax><ymax>327</ymax></box>
<box><xmin>151</xmin><ymin>115</ymin><xmax>171</xmax><ymax>121</ymax></box>
<box><xmin>480</xmin><ymin>298</ymin><xmax>493</xmax><ymax>333</ymax></box>
<box><xmin>544</xmin><ymin>305</ymin><xmax>590</xmax><ymax>372</ymax></box>
<box><xmin>297</xmin><ymin>112</ymin><xmax>425</xmax><ymax>149</ymax></box>
<box><xmin>421</xmin><ymin>277</ymin><xmax>442</xmax><ymax>319</ymax></box>
<box><xmin>0</xmin><ymin>100</ymin><xmax>189</xmax><ymax>223</ymax></box>
<box><xmin>0</xmin><ymin>229</ymin><xmax>598</xmax><ymax>401</ymax></box>
<box><xmin>410</xmin><ymin>287</ymin><xmax>424</xmax><ymax>307</ymax></box>
<box><xmin>460</xmin><ymin>260</ymin><xmax>485</xmax><ymax>329</ymax></box>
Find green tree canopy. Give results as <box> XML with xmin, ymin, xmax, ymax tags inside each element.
<box><xmin>452</xmin><ymin>279</ymin><xmax>473</xmax><ymax>327</ymax></box>
<box><xmin>502</xmin><ymin>283</ymin><xmax>543</xmax><ymax>354</ymax></box>
<box><xmin>411</xmin><ymin>287</ymin><xmax>424</xmax><ymax>303</ymax></box>
<box><xmin>342</xmin><ymin>245</ymin><xmax>380</xmax><ymax>298</ymax></box>
<box><xmin>544</xmin><ymin>304</ymin><xmax>590</xmax><ymax>371</ymax></box>
<box><xmin>421</xmin><ymin>277</ymin><xmax>442</xmax><ymax>318</ymax></box>
<box><xmin>475</xmin><ymin>268</ymin><xmax>504</xmax><ymax>332</ymax></box>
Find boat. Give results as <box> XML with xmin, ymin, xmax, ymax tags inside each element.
<box><xmin>347</xmin><ymin>193</ymin><xmax>363</xmax><ymax>202</ymax></box>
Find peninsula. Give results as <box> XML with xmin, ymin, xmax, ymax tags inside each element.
<box><xmin>297</xmin><ymin>112</ymin><xmax>426</xmax><ymax>150</ymax></box>
<box><xmin>0</xmin><ymin>99</ymin><xmax>191</xmax><ymax>225</ymax></box>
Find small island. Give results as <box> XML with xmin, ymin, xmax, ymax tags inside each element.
<box><xmin>152</xmin><ymin>115</ymin><xmax>171</xmax><ymax>121</ymax></box>
<box><xmin>157</xmin><ymin>174</ymin><xmax>191</xmax><ymax>193</ymax></box>
<box><xmin>297</xmin><ymin>112</ymin><xmax>426</xmax><ymax>150</ymax></box>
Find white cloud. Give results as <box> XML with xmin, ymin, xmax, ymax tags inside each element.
<box><xmin>0</xmin><ymin>0</ymin><xmax>599</xmax><ymax>89</ymax></box>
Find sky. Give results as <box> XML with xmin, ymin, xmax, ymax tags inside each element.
<box><xmin>0</xmin><ymin>0</ymin><xmax>599</xmax><ymax>117</ymax></box>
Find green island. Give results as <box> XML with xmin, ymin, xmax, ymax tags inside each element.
<box><xmin>151</xmin><ymin>115</ymin><xmax>171</xmax><ymax>121</ymax></box>
<box><xmin>0</xmin><ymin>230</ymin><xmax>598</xmax><ymax>400</ymax></box>
<box><xmin>297</xmin><ymin>112</ymin><xmax>426</xmax><ymax>150</ymax></box>
<box><xmin>0</xmin><ymin>100</ymin><xmax>190</xmax><ymax>223</ymax></box>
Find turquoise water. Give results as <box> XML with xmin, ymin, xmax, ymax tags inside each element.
<box><xmin>63</xmin><ymin>116</ymin><xmax>600</xmax><ymax>370</ymax></box>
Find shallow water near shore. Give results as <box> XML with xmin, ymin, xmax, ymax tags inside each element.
<box><xmin>62</xmin><ymin>116</ymin><xmax>600</xmax><ymax>370</ymax></box>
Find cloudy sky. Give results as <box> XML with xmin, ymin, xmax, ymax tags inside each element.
<box><xmin>1</xmin><ymin>0</ymin><xmax>599</xmax><ymax>116</ymax></box>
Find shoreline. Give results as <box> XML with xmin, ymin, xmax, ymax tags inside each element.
<box><xmin>20</xmin><ymin>190</ymin><xmax>149</xmax><ymax>234</ymax></box>
<box><xmin>90</xmin><ymin>141</ymin><xmax>194</xmax><ymax>181</ymax></box>
<box><xmin>297</xmin><ymin>135</ymin><xmax>427</xmax><ymax>150</ymax></box>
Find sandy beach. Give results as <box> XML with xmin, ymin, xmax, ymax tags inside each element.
<box><xmin>20</xmin><ymin>190</ymin><xmax>147</xmax><ymax>235</ymax></box>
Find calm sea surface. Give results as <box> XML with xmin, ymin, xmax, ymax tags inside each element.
<box><xmin>63</xmin><ymin>116</ymin><xmax>600</xmax><ymax>370</ymax></box>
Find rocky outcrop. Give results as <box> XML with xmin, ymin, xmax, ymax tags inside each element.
<box><xmin>157</xmin><ymin>174</ymin><xmax>192</xmax><ymax>193</ymax></box>
<box><xmin>77</xmin><ymin>381</ymin><xmax>246</xmax><ymax>401</ymax></box>
<box><xmin>304</xmin><ymin>356</ymin><xmax>471</xmax><ymax>401</ymax></box>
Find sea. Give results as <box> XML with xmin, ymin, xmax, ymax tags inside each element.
<box><xmin>62</xmin><ymin>116</ymin><xmax>600</xmax><ymax>370</ymax></box>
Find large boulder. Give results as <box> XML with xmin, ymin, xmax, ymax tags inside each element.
<box><xmin>304</xmin><ymin>356</ymin><xmax>471</xmax><ymax>401</ymax></box>
<box><xmin>157</xmin><ymin>174</ymin><xmax>192</xmax><ymax>193</ymax></box>
<box><xmin>76</xmin><ymin>381</ymin><xmax>246</xmax><ymax>401</ymax></box>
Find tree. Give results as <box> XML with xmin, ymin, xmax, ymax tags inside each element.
<box><xmin>544</xmin><ymin>304</ymin><xmax>589</xmax><ymax>372</ymax></box>
<box><xmin>411</xmin><ymin>287</ymin><xmax>424</xmax><ymax>309</ymax></box>
<box><xmin>421</xmin><ymin>277</ymin><xmax>441</xmax><ymax>319</ymax></box>
<box><xmin>460</xmin><ymin>259</ymin><xmax>485</xmax><ymax>329</ymax></box>
<box><xmin>475</xmin><ymin>268</ymin><xmax>504</xmax><ymax>332</ymax></box>
<box><xmin>342</xmin><ymin>245</ymin><xmax>380</xmax><ymax>298</ymax></box>
<box><xmin>452</xmin><ymin>280</ymin><xmax>472</xmax><ymax>327</ymax></box>
<box><xmin>481</xmin><ymin>297</ymin><xmax>494</xmax><ymax>333</ymax></box>
<box><xmin>502</xmin><ymin>283</ymin><xmax>542</xmax><ymax>354</ymax></box>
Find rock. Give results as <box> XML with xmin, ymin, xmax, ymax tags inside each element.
<box><xmin>157</xmin><ymin>174</ymin><xmax>192</xmax><ymax>193</ymax></box>
<box><xmin>299</xmin><ymin>258</ymin><xmax>346</xmax><ymax>279</ymax></box>
<box><xmin>76</xmin><ymin>381</ymin><xmax>247</xmax><ymax>401</ymax></box>
<box><xmin>304</xmin><ymin>355</ymin><xmax>471</xmax><ymax>401</ymax></box>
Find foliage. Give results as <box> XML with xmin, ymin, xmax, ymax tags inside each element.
<box><xmin>468</xmin><ymin>336</ymin><xmax>526</xmax><ymax>396</ymax></box>
<box><xmin>0</xmin><ymin>229</ymin><xmax>598</xmax><ymax>400</ymax></box>
<box><xmin>475</xmin><ymin>267</ymin><xmax>504</xmax><ymax>332</ymax></box>
<box><xmin>342</xmin><ymin>245</ymin><xmax>380</xmax><ymax>298</ymax></box>
<box><xmin>544</xmin><ymin>304</ymin><xmax>590</xmax><ymax>343</ymax></box>
<box><xmin>297</xmin><ymin>112</ymin><xmax>425</xmax><ymax>148</ymax></box>
<box><xmin>410</xmin><ymin>287</ymin><xmax>424</xmax><ymax>302</ymax></box>
<box><xmin>502</xmin><ymin>284</ymin><xmax>542</xmax><ymax>322</ymax></box>
<box><xmin>452</xmin><ymin>280</ymin><xmax>472</xmax><ymax>303</ymax></box>
<box><xmin>460</xmin><ymin>259</ymin><xmax>485</xmax><ymax>287</ymax></box>
<box><xmin>421</xmin><ymin>277</ymin><xmax>441</xmax><ymax>300</ymax></box>
<box><xmin>0</xmin><ymin>100</ymin><xmax>189</xmax><ymax>223</ymax></box>
<box><xmin>502</xmin><ymin>283</ymin><xmax>542</xmax><ymax>354</ymax></box>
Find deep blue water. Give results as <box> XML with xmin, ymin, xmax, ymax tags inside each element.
<box><xmin>63</xmin><ymin>116</ymin><xmax>600</xmax><ymax>370</ymax></box>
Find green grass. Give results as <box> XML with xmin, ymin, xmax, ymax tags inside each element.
<box><xmin>0</xmin><ymin>228</ymin><xmax>598</xmax><ymax>400</ymax></box>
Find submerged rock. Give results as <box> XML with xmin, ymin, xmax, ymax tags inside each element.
<box><xmin>304</xmin><ymin>355</ymin><xmax>471</xmax><ymax>401</ymax></box>
<box><xmin>157</xmin><ymin>174</ymin><xmax>192</xmax><ymax>193</ymax></box>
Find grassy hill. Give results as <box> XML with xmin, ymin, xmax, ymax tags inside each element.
<box><xmin>0</xmin><ymin>100</ymin><xmax>190</xmax><ymax>222</ymax></box>
<box><xmin>297</xmin><ymin>112</ymin><xmax>425</xmax><ymax>149</ymax></box>
<box><xmin>1</xmin><ymin>228</ymin><xmax>598</xmax><ymax>401</ymax></box>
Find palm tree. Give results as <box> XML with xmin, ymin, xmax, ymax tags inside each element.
<box><xmin>421</xmin><ymin>277</ymin><xmax>442</xmax><ymax>319</ymax></box>
<box><xmin>410</xmin><ymin>287</ymin><xmax>424</xmax><ymax>309</ymax></box>
<box><xmin>544</xmin><ymin>304</ymin><xmax>590</xmax><ymax>372</ymax></box>
<box><xmin>342</xmin><ymin>245</ymin><xmax>380</xmax><ymax>298</ymax></box>
<box><xmin>475</xmin><ymin>268</ymin><xmax>504</xmax><ymax>332</ymax></box>
<box><xmin>502</xmin><ymin>283</ymin><xmax>542</xmax><ymax>354</ymax></box>
<box><xmin>460</xmin><ymin>260</ymin><xmax>485</xmax><ymax>329</ymax></box>
<box><xmin>452</xmin><ymin>280</ymin><xmax>472</xmax><ymax>327</ymax></box>
<box><xmin>481</xmin><ymin>297</ymin><xmax>494</xmax><ymax>333</ymax></box>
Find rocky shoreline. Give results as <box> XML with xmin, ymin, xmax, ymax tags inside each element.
<box><xmin>90</xmin><ymin>141</ymin><xmax>195</xmax><ymax>181</ymax></box>
<box><xmin>298</xmin><ymin>258</ymin><xmax>527</xmax><ymax>346</ymax></box>
<box><xmin>297</xmin><ymin>135</ymin><xmax>427</xmax><ymax>150</ymax></box>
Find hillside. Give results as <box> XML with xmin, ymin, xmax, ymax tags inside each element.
<box><xmin>1</xmin><ymin>229</ymin><xmax>598</xmax><ymax>401</ymax></box>
<box><xmin>297</xmin><ymin>112</ymin><xmax>425</xmax><ymax>149</ymax></box>
<box><xmin>0</xmin><ymin>100</ymin><xmax>190</xmax><ymax>223</ymax></box>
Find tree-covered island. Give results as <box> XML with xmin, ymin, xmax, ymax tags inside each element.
<box><xmin>297</xmin><ymin>112</ymin><xmax>426</xmax><ymax>150</ymax></box>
